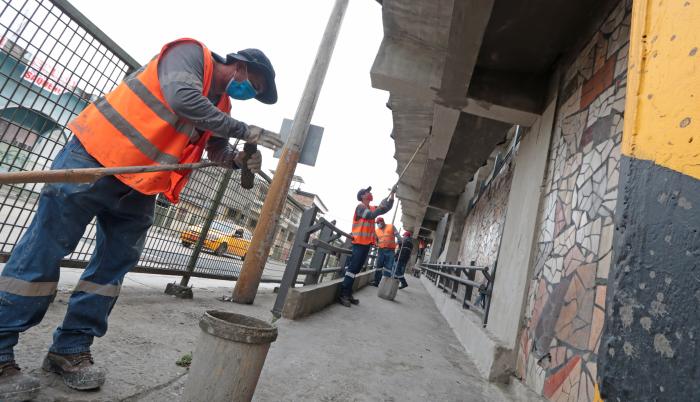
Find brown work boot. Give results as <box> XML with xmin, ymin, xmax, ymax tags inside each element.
<box><xmin>42</xmin><ymin>351</ymin><xmax>105</xmax><ymax>390</ymax></box>
<box><xmin>0</xmin><ymin>360</ymin><xmax>41</xmax><ymax>401</ymax></box>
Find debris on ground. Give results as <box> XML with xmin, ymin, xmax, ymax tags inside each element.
<box><xmin>175</xmin><ymin>352</ymin><xmax>192</xmax><ymax>368</ymax></box>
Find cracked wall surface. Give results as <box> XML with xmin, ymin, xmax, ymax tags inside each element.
<box><xmin>516</xmin><ymin>2</ymin><xmax>631</xmax><ymax>401</ymax></box>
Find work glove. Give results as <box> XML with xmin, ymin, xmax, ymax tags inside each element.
<box><xmin>234</xmin><ymin>149</ymin><xmax>262</xmax><ymax>173</ymax></box>
<box><xmin>379</xmin><ymin>196</ymin><xmax>394</xmax><ymax>211</ymax></box>
<box><xmin>245</xmin><ymin>125</ymin><xmax>284</xmax><ymax>150</ymax></box>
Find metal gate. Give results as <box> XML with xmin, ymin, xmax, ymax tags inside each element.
<box><xmin>0</xmin><ymin>0</ymin><xmax>302</xmax><ymax>282</ymax></box>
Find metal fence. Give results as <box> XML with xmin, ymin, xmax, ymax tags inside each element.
<box><xmin>420</xmin><ymin>261</ymin><xmax>495</xmax><ymax>326</ymax></box>
<box><xmin>272</xmin><ymin>205</ymin><xmax>377</xmax><ymax>317</ymax></box>
<box><xmin>0</xmin><ymin>0</ymin><xmax>303</xmax><ymax>282</ymax></box>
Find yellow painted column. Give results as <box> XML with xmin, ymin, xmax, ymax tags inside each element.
<box><xmin>599</xmin><ymin>1</ymin><xmax>700</xmax><ymax>400</ymax></box>
<box><xmin>622</xmin><ymin>0</ymin><xmax>700</xmax><ymax>178</ymax></box>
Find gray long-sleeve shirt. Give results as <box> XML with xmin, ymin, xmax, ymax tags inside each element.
<box><xmin>156</xmin><ymin>42</ymin><xmax>248</xmax><ymax>167</ymax></box>
<box><xmin>355</xmin><ymin>197</ymin><xmax>394</xmax><ymax>220</ymax></box>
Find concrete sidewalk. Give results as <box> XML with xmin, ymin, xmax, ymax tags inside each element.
<box><xmin>12</xmin><ymin>270</ymin><xmax>541</xmax><ymax>401</ymax></box>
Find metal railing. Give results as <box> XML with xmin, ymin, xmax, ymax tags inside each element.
<box><xmin>421</xmin><ymin>261</ymin><xmax>495</xmax><ymax>326</ymax></box>
<box><xmin>0</xmin><ymin>0</ymin><xmax>304</xmax><ymax>284</ymax></box>
<box><xmin>271</xmin><ymin>205</ymin><xmax>376</xmax><ymax>317</ymax></box>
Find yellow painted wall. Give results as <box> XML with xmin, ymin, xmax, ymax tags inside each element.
<box><xmin>623</xmin><ymin>0</ymin><xmax>700</xmax><ymax>180</ymax></box>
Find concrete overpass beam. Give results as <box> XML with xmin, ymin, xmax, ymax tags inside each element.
<box><xmin>371</xmin><ymin>37</ymin><xmax>443</xmax><ymax>100</ymax></box>
<box><xmin>409</xmin><ymin>104</ymin><xmax>461</xmax><ymax>232</ymax></box>
<box><xmin>396</xmin><ymin>183</ymin><xmax>421</xmax><ymax>203</ymax></box>
<box><xmin>461</xmin><ymin>97</ymin><xmax>540</xmax><ymax>127</ymax></box>
<box><xmin>420</xmin><ymin>219</ymin><xmax>439</xmax><ymax>232</ymax></box>
<box><xmin>437</xmin><ymin>0</ymin><xmax>495</xmax><ymax>103</ymax></box>
<box><xmin>467</xmin><ymin>68</ymin><xmax>549</xmax><ymax>118</ymax></box>
<box><xmin>428</xmin><ymin>193</ymin><xmax>460</xmax><ymax>212</ymax></box>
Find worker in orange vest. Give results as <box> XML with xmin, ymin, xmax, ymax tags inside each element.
<box><xmin>339</xmin><ymin>186</ymin><xmax>394</xmax><ymax>307</ymax></box>
<box><xmin>0</xmin><ymin>38</ymin><xmax>281</xmax><ymax>399</ymax></box>
<box><xmin>370</xmin><ymin>217</ymin><xmax>401</xmax><ymax>287</ymax></box>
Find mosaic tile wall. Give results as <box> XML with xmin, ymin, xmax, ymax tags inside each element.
<box><xmin>458</xmin><ymin>161</ymin><xmax>515</xmax><ymax>299</ymax></box>
<box><xmin>516</xmin><ymin>1</ymin><xmax>631</xmax><ymax>401</ymax></box>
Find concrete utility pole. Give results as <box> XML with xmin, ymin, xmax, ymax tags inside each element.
<box><xmin>232</xmin><ymin>0</ymin><xmax>349</xmax><ymax>304</ymax></box>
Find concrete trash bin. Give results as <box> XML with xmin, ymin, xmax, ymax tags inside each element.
<box><xmin>377</xmin><ymin>276</ymin><xmax>399</xmax><ymax>300</ymax></box>
<box><xmin>183</xmin><ymin>310</ymin><xmax>278</xmax><ymax>402</ymax></box>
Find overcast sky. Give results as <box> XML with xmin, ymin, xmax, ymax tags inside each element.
<box><xmin>68</xmin><ymin>0</ymin><xmax>402</xmax><ymax>232</ymax></box>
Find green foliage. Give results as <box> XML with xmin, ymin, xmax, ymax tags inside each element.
<box><xmin>175</xmin><ymin>352</ymin><xmax>192</xmax><ymax>368</ymax></box>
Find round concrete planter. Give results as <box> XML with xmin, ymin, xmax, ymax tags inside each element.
<box><xmin>183</xmin><ymin>310</ymin><xmax>278</xmax><ymax>402</ymax></box>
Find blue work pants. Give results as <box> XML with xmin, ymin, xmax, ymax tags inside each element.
<box><xmin>392</xmin><ymin>259</ymin><xmax>409</xmax><ymax>286</ymax></box>
<box><xmin>373</xmin><ymin>248</ymin><xmax>395</xmax><ymax>284</ymax></box>
<box><xmin>0</xmin><ymin>137</ymin><xmax>155</xmax><ymax>362</ymax></box>
<box><xmin>340</xmin><ymin>244</ymin><xmax>370</xmax><ymax>297</ymax></box>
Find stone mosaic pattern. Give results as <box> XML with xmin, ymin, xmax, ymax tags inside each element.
<box><xmin>458</xmin><ymin>162</ymin><xmax>515</xmax><ymax>300</ymax></box>
<box><xmin>516</xmin><ymin>2</ymin><xmax>631</xmax><ymax>401</ymax></box>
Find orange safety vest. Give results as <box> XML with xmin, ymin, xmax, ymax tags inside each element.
<box><xmin>375</xmin><ymin>224</ymin><xmax>397</xmax><ymax>249</ymax></box>
<box><xmin>351</xmin><ymin>203</ymin><xmax>376</xmax><ymax>245</ymax></box>
<box><xmin>68</xmin><ymin>38</ymin><xmax>231</xmax><ymax>203</ymax></box>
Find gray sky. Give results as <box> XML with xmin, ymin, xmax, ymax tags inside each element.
<box><xmin>69</xmin><ymin>0</ymin><xmax>402</xmax><ymax>231</ymax></box>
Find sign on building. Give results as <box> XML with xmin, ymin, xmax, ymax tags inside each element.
<box><xmin>21</xmin><ymin>56</ymin><xmax>77</xmax><ymax>96</ymax></box>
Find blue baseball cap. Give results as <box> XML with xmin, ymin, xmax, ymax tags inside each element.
<box><xmin>357</xmin><ymin>186</ymin><xmax>372</xmax><ymax>201</ymax></box>
<box><xmin>213</xmin><ymin>48</ymin><xmax>278</xmax><ymax>105</ymax></box>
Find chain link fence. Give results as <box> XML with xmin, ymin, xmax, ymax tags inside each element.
<box><xmin>0</xmin><ymin>0</ymin><xmax>303</xmax><ymax>282</ymax></box>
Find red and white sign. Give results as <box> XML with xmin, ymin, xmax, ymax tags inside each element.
<box><xmin>21</xmin><ymin>57</ymin><xmax>77</xmax><ymax>96</ymax></box>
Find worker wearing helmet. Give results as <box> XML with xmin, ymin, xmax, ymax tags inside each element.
<box><xmin>0</xmin><ymin>38</ymin><xmax>282</xmax><ymax>399</ymax></box>
<box><xmin>339</xmin><ymin>186</ymin><xmax>394</xmax><ymax>307</ymax></box>
<box><xmin>370</xmin><ymin>217</ymin><xmax>401</xmax><ymax>287</ymax></box>
<box><xmin>393</xmin><ymin>231</ymin><xmax>414</xmax><ymax>289</ymax></box>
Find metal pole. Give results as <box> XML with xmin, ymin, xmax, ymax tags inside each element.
<box><xmin>392</xmin><ymin>135</ymin><xmax>429</xmax><ymax>192</ymax></box>
<box><xmin>232</xmin><ymin>0</ymin><xmax>349</xmax><ymax>304</ymax></box>
<box><xmin>304</xmin><ymin>223</ymin><xmax>333</xmax><ymax>285</ymax></box>
<box><xmin>390</xmin><ymin>199</ymin><xmax>400</xmax><ymax>225</ymax></box>
<box><xmin>271</xmin><ymin>206</ymin><xmax>318</xmax><ymax>318</ymax></box>
<box><xmin>180</xmin><ymin>168</ymin><xmax>233</xmax><ymax>287</ymax></box>
<box><xmin>335</xmin><ymin>237</ymin><xmax>352</xmax><ymax>279</ymax></box>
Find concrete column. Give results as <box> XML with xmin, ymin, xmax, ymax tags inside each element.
<box><xmin>441</xmin><ymin>180</ymin><xmax>477</xmax><ymax>263</ymax></box>
<box><xmin>486</xmin><ymin>93</ymin><xmax>557</xmax><ymax>350</ymax></box>
<box><xmin>599</xmin><ymin>2</ymin><xmax>700</xmax><ymax>399</ymax></box>
<box><xmin>429</xmin><ymin>213</ymin><xmax>450</xmax><ymax>264</ymax></box>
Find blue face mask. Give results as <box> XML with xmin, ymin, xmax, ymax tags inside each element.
<box><xmin>226</xmin><ymin>76</ymin><xmax>257</xmax><ymax>100</ymax></box>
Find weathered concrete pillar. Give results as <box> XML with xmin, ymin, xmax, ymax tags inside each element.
<box><xmin>429</xmin><ymin>214</ymin><xmax>450</xmax><ymax>263</ymax></box>
<box><xmin>442</xmin><ymin>180</ymin><xmax>477</xmax><ymax>263</ymax></box>
<box><xmin>486</xmin><ymin>92</ymin><xmax>557</xmax><ymax>349</ymax></box>
<box><xmin>406</xmin><ymin>238</ymin><xmax>421</xmax><ymax>275</ymax></box>
<box><xmin>599</xmin><ymin>2</ymin><xmax>700</xmax><ymax>400</ymax></box>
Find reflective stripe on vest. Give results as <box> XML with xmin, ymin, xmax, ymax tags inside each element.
<box><xmin>375</xmin><ymin>224</ymin><xmax>397</xmax><ymax>249</ymax></box>
<box><xmin>68</xmin><ymin>38</ymin><xmax>231</xmax><ymax>203</ymax></box>
<box><xmin>352</xmin><ymin>204</ymin><xmax>376</xmax><ymax>245</ymax></box>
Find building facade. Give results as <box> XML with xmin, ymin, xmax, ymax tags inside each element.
<box><xmin>372</xmin><ymin>0</ymin><xmax>698</xmax><ymax>400</ymax></box>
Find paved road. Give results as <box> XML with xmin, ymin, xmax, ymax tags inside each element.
<box><xmin>70</xmin><ymin>232</ymin><xmax>290</xmax><ymax>282</ymax></box>
<box><xmin>0</xmin><ymin>201</ymin><xmax>289</xmax><ymax>281</ymax></box>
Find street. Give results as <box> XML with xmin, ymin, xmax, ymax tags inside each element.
<box><xmin>0</xmin><ymin>199</ymin><xmax>290</xmax><ymax>282</ymax></box>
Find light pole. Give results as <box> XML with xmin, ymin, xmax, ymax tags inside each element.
<box><xmin>231</xmin><ymin>0</ymin><xmax>350</xmax><ymax>304</ymax></box>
